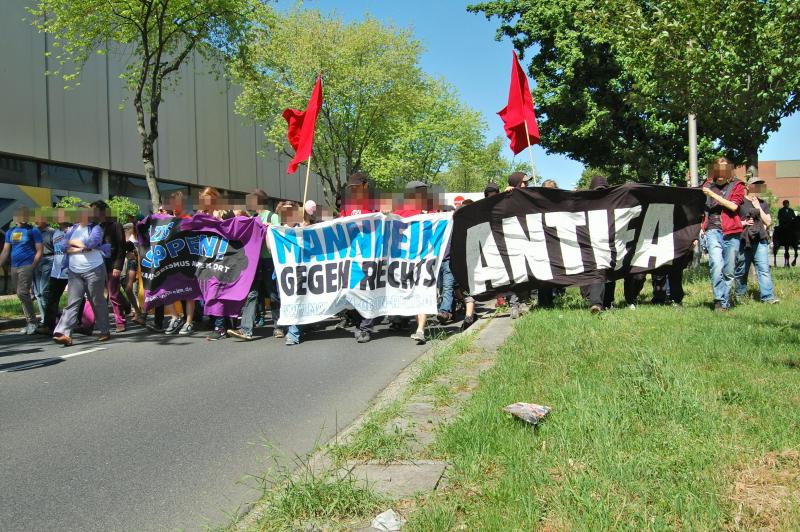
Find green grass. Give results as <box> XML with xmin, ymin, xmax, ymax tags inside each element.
<box><xmin>406</xmin><ymin>268</ymin><xmax>800</xmax><ymax>531</ymax></box>
<box><xmin>328</xmin><ymin>332</ymin><xmax>476</xmax><ymax>465</ymax></box>
<box><xmin>247</xmin><ymin>454</ymin><xmax>388</xmax><ymax>531</ymax></box>
<box><xmin>0</xmin><ymin>293</ymin><xmax>68</xmax><ymax>319</ymax></box>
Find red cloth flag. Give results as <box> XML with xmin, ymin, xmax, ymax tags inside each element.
<box><xmin>498</xmin><ymin>51</ymin><xmax>540</xmax><ymax>154</ymax></box>
<box><xmin>283</xmin><ymin>76</ymin><xmax>323</xmax><ymax>174</ymax></box>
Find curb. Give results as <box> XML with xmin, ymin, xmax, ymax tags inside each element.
<box><xmin>233</xmin><ymin>316</ymin><xmax>501</xmax><ymax>531</ymax></box>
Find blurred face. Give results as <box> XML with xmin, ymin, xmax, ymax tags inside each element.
<box><xmin>14</xmin><ymin>207</ymin><xmax>30</xmax><ymax>225</ymax></box>
<box><xmin>713</xmin><ymin>158</ymin><xmax>731</xmax><ymax>184</ymax></box>
<box><xmin>56</xmin><ymin>208</ymin><xmax>70</xmax><ymax>227</ymax></box>
<box><xmin>199</xmin><ymin>194</ymin><xmax>215</xmax><ymax>212</ymax></box>
<box><xmin>78</xmin><ymin>208</ymin><xmax>91</xmax><ymax>225</ymax></box>
<box><xmin>281</xmin><ymin>205</ymin><xmax>303</xmax><ymax>226</ymax></box>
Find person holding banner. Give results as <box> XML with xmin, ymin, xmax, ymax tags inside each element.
<box><xmin>340</xmin><ymin>172</ymin><xmax>379</xmax><ymax>343</ymax></box>
<box><xmin>228</xmin><ymin>189</ymin><xmax>281</xmax><ymax>341</ymax></box>
<box><xmin>701</xmin><ymin>157</ymin><xmax>745</xmax><ymax>311</ymax></box>
<box><xmin>585</xmin><ymin>175</ymin><xmax>617</xmax><ymax>313</ymax></box>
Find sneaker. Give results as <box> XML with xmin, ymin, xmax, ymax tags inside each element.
<box><xmin>255</xmin><ymin>316</ymin><xmax>266</xmax><ymax>328</ymax></box>
<box><xmin>35</xmin><ymin>324</ymin><xmax>53</xmax><ymax>335</ymax></box>
<box><xmin>147</xmin><ymin>322</ymin><xmax>165</xmax><ymax>333</ymax></box>
<box><xmin>116</xmin><ymin>325</ymin><xmax>126</xmax><ymax>333</ymax></box>
<box><xmin>285</xmin><ymin>336</ymin><xmax>299</xmax><ymax>346</ymax></box>
<box><xmin>23</xmin><ymin>323</ymin><xmax>37</xmax><ymax>335</ymax></box>
<box><xmin>510</xmin><ymin>305</ymin><xmax>520</xmax><ymax>320</ymax></box>
<box><xmin>410</xmin><ymin>330</ymin><xmax>426</xmax><ymax>344</ymax></box>
<box><xmin>713</xmin><ymin>301</ymin><xmax>726</xmax><ymax>312</ymax></box>
<box><xmin>273</xmin><ymin>328</ymin><xmax>285</xmax><ymax>338</ymax></box>
<box><xmin>164</xmin><ymin>317</ymin><xmax>184</xmax><ymax>335</ymax></box>
<box><xmin>628</xmin><ymin>303</ymin><xmax>637</xmax><ymax>310</ymax></box>
<box><xmin>764</xmin><ymin>298</ymin><xmax>780</xmax><ymax>304</ymax></box>
<box><xmin>227</xmin><ymin>328</ymin><xmax>253</xmax><ymax>340</ymax></box>
<box><xmin>335</xmin><ymin>317</ymin><xmax>350</xmax><ymax>330</ymax></box>
<box><xmin>96</xmin><ymin>333</ymin><xmax>111</xmax><ymax>342</ymax></box>
<box><xmin>589</xmin><ymin>304</ymin><xmax>602</xmax><ymax>314</ymax></box>
<box><xmin>460</xmin><ymin>315</ymin><xmax>475</xmax><ymax>332</ymax></box>
<box><xmin>178</xmin><ymin>323</ymin><xmax>195</xmax><ymax>335</ymax></box>
<box><xmin>355</xmin><ymin>330</ymin><xmax>371</xmax><ymax>343</ymax></box>
<box><xmin>436</xmin><ymin>311</ymin><xmax>452</xmax><ymax>324</ymax></box>
<box><xmin>53</xmin><ymin>335</ymin><xmax>73</xmax><ymax>347</ymax></box>
<box><xmin>206</xmin><ymin>328</ymin><xmax>227</xmax><ymax>341</ymax></box>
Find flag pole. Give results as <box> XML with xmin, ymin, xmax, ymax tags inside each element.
<box><xmin>302</xmin><ymin>154</ymin><xmax>312</xmax><ymax>205</ymax></box>
<box><xmin>524</xmin><ymin>119</ymin><xmax>537</xmax><ymax>184</ymax></box>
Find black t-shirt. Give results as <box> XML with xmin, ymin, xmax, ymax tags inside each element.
<box><xmin>705</xmin><ymin>182</ymin><xmax>728</xmax><ymax>230</ymax></box>
<box><xmin>739</xmin><ymin>197</ymin><xmax>770</xmax><ymax>242</ymax></box>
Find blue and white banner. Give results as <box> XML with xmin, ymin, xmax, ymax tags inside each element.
<box><xmin>268</xmin><ymin>212</ymin><xmax>452</xmax><ymax>326</ymax></box>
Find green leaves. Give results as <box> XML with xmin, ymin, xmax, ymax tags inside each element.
<box><xmin>231</xmin><ymin>7</ymin><xmax>487</xmax><ymax>202</ymax></box>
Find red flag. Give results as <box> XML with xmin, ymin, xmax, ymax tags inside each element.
<box><xmin>498</xmin><ymin>51</ymin><xmax>540</xmax><ymax>154</ymax></box>
<box><xmin>283</xmin><ymin>76</ymin><xmax>323</xmax><ymax>174</ymax></box>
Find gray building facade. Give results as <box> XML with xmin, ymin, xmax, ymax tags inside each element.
<box><xmin>0</xmin><ymin>0</ymin><xmax>323</xmax><ymax>226</ymax></box>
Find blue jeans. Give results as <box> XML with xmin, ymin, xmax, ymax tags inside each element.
<box><xmin>438</xmin><ymin>260</ymin><xmax>454</xmax><ymax>314</ymax></box>
<box><xmin>33</xmin><ymin>256</ymin><xmax>54</xmax><ymax>319</ymax></box>
<box><xmin>706</xmin><ymin>229</ymin><xmax>740</xmax><ymax>308</ymax></box>
<box><xmin>735</xmin><ymin>240</ymin><xmax>775</xmax><ymax>301</ymax></box>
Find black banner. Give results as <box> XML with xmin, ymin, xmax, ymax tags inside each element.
<box><xmin>450</xmin><ymin>183</ymin><xmax>704</xmax><ymax>296</ymax></box>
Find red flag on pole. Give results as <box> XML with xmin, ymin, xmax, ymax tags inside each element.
<box><xmin>498</xmin><ymin>51</ymin><xmax>540</xmax><ymax>155</ymax></box>
<box><xmin>283</xmin><ymin>76</ymin><xmax>323</xmax><ymax>174</ymax></box>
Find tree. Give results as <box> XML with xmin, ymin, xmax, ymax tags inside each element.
<box><xmin>436</xmin><ymin>137</ymin><xmax>529</xmax><ymax>192</ymax></box>
<box><xmin>107</xmin><ymin>196</ymin><xmax>141</xmax><ymax>222</ymax></box>
<box><xmin>231</xmin><ymin>8</ymin><xmax>437</xmax><ymax>206</ymax></box>
<box><xmin>29</xmin><ymin>0</ymin><xmax>262</xmax><ymax>212</ymax></box>
<box><xmin>364</xmin><ymin>78</ymin><xmax>486</xmax><ymax>191</ymax></box>
<box><xmin>468</xmin><ymin>0</ymin><xmax>716</xmax><ymax>183</ymax></box>
<box><xmin>594</xmin><ymin>0</ymin><xmax>800</xmax><ymax>175</ymax></box>
<box><xmin>54</xmin><ymin>196</ymin><xmax>84</xmax><ymax>209</ymax></box>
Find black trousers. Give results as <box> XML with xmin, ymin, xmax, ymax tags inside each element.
<box><xmin>587</xmin><ymin>281</ymin><xmax>616</xmax><ymax>309</ymax></box>
<box><xmin>43</xmin><ymin>277</ymin><xmax>68</xmax><ymax>329</ymax></box>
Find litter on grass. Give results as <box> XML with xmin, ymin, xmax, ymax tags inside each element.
<box><xmin>503</xmin><ymin>402</ymin><xmax>551</xmax><ymax>426</ymax></box>
<box><xmin>371</xmin><ymin>508</ymin><xmax>406</xmax><ymax>531</ymax></box>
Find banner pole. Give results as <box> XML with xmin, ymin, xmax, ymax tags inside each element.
<box><xmin>302</xmin><ymin>154</ymin><xmax>312</xmax><ymax>205</ymax></box>
<box><xmin>523</xmin><ymin>120</ymin><xmax>537</xmax><ymax>184</ymax></box>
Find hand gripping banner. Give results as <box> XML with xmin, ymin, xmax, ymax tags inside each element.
<box><xmin>268</xmin><ymin>212</ymin><xmax>453</xmax><ymax>326</ymax></box>
<box><xmin>137</xmin><ymin>213</ymin><xmax>266</xmax><ymax>316</ymax></box>
<box><xmin>449</xmin><ymin>183</ymin><xmax>705</xmax><ymax>296</ymax></box>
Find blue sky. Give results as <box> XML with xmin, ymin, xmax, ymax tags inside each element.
<box><xmin>281</xmin><ymin>0</ymin><xmax>799</xmax><ymax>189</ymax></box>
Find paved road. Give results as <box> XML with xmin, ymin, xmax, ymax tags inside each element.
<box><xmin>0</xmin><ymin>318</ymin><xmax>459</xmax><ymax>531</ymax></box>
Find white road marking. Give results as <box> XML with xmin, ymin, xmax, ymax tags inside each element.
<box><xmin>0</xmin><ymin>347</ymin><xmax>108</xmax><ymax>373</ymax></box>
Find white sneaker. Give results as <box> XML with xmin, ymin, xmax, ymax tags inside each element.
<box><xmin>628</xmin><ymin>304</ymin><xmax>637</xmax><ymax>310</ymax></box>
<box><xmin>25</xmin><ymin>323</ymin><xmax>37</xmax><ymax>335</ymax></box>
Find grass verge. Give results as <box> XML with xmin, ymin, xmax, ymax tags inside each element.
<box><xmin>407</xmin><ymin>268</ymin><xmax>800</xmax><ymax>530</ymax></box>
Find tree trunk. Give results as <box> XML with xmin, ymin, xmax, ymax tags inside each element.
<box><xmin>142</xmin><ymin>138</ymin><xmax>161</xmax><ymax>213</ymax></box>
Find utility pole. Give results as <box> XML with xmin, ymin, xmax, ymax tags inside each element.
<box><xmin>688</xmin><ymin>114</ymin><xmax>699</xmax><ymax>187</ymax></box>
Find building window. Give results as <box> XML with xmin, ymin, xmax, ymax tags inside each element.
<box><xmin>39</xmin><ymin>163</ymin><xmax>98</xmax><ymax>194</ymax></box>
<box><xmin>109</xmin><ymin>173</ymin><xmax>151</xmax><ymax>200</ymax></box>
<box><xmin>0</xmin><ymin>154</ymin><xmax>37</xmax><ymax>186</ymax></box>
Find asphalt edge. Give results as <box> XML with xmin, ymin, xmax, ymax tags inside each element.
<box><xmin>232</xmin><ymin>315</ymin><xmax>501</xmax><ymax>531</ymax></box>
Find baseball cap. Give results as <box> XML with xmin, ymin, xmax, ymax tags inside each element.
<box><xmin>405</xmin><ymin>180</ymin><xmax>428</xmax><ymax>193</ymax></box>
<box><xmin>347</xmin><ymin>173</ymin><xmax>369</xmax><ymax>186</ymax></box>
<box><xmin>483</xmin><ymin>182</ymin><xmax>500</xmax><ymax>196</ymax></box>
<box><xmin>508</xmin><ymin>172</ymin><xmax>530</xmax><ymax>188</ymax></box>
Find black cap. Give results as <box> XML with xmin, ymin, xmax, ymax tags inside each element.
<box><xmin>508</xmin><ymin>172</ymin><xmax>530</xmax><ymax>188</ymax></box>
<box><xmin>589</xmin><ymin>175</ymin><xmax>609</xmax><ymax>190</ymax></box>
<box><xmin>484</xmin><ymin>182</ymin><xmax>500</xmax><ymax>196</ymax></box>
<box><xmin>405</xmin><ymin>180</ymin><xmax>428</xmax><ymax>193</ymax></box>
<box><xmin>347</xmin><ymin>172</ymin><xmax>369</xmax><ymax>186</ymax></box>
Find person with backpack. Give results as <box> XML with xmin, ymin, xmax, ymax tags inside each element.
<box><xmin>0</xmin><ymin>206</ymin><xmax>43</xmax><ymax>334</ymax></box>
<box><xmin>701</xmin><ymin>157</ymin><xmax>745</xmax><ymax>311</ymax></box>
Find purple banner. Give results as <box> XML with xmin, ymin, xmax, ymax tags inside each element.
<box><xmin>137</xmin><ymin>213</ymin><xmax>266</xmax><ymax>316</ymax></box>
